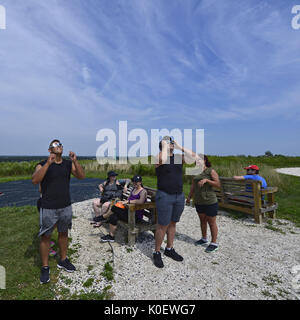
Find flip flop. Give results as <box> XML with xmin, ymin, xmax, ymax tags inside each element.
<box><xmin>93</xmin><ymin>222</ymin><xmax>103</xmax><ymax>228</ymax></box>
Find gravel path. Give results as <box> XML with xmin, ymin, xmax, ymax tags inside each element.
<box><xmin>55</xmin><ymin>199</ymin><xmax>300</xmax><ymax>300</ymax></box>
<box><xmin>276</xmin><ymin>167</ymin><xmax>300</xmax><ymax>177</ymax></box>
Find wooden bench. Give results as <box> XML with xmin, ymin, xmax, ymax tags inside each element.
<box><xmin>116</xmin><ymin>185</ymin><xmax>157</xmax><ymax>245</ymax></box>
<box><xmin>213</xmin><ymin>177</ymin><xmax>278</xmax><ymax>224</ymax></box>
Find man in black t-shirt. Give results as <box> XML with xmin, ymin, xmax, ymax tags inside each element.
<box><xmin>32</xmin><ymin>139</ymin><xmax>85</xmax><ymax>284</ymax></box>
<box><xmin>153</xmin><ymin>136</ymin><xmax>197</xmax><ymax>268</ymax></box>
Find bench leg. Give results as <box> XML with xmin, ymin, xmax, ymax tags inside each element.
<box><xmin>128</xmin><ymin>207</ymin><xmax>136</xmax><ymax>246</ymax></box>
<box><xmin>267</xmin><ymin>193</ymin><xmax>276</xmax><ymax>219</ymax></box>
<box><xmin>254</xmin><ymin>211</ymin><xmax>263</xmax><ymax>224</ymax></box>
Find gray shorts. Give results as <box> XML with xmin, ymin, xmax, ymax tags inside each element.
<box><xmin>39</xmin><ymin>205</ymin><xmax>73</xmax><ymax>237</ymax></box>
<box><xmin>155</xmin><ymin>190</ymin><xmax>185</xmax><ymax>226</ymax></box>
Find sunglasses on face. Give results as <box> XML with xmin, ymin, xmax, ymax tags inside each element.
<box><xmin>49</xmin><ymin>142</ymin><xmax>63</xmax><ymax>148</ymax></box>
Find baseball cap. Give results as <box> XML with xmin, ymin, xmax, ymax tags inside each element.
<box><xmin>244</xmin><ymin>165</ymin><xmax>260</xmax><ymax>170</ymax></box>
<box><xmin>107</xmin><ymin>170</ymin><xmax>118</xmax><ymax>178</ymax></box>
<box><xmin>132</xmin><ymin>175</ymin><xmax>142</xmax><ymax>182</ymax></box>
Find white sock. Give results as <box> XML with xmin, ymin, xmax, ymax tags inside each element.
<box><xmin>166</xmin><ymin>247</ymin><xmax>172</xmax><ymax>251</ymax></box>
<box><xmin>210</xmin><ymin>242</ymin><xmax>218</xmax><ymax>247</ymax></box>
<box><xmin>201</xmin><ymin>238</ymin><xmax>208</xmax><ymax>242</ymax></box>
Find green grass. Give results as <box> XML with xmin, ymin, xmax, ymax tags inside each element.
<box><xmin>0</xmin><ymin>206</ymin><xmax>113</xmax><ymax>300</ymax></box>
<box><xmin>0</xmin><ymin>206</ymin><xmax>60</xmax><ymax>300</ymax></box>
<box><xmin>101</xmin><ymin>262</ymin><xmax>114</xmax><ymax>281</ymax></box>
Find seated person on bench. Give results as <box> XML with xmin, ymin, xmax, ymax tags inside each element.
<box><xmin>233</xmin><ymin>165</ymin><xmax>267</xmax><ymax>189</ymax></box>
<box><xmin>92</xmin><ymin>171</ymin><xmax>130</xmax><ymax>225</ymax></box>
<box><xmin>233</xmin><ymin>165</ymin><xmax>267</xmax><ymax>202</ymax></box>
<box><xmin>100</xmin><ymin>175</ymin><xmax>147</xmax><ymax>243</ymax></box>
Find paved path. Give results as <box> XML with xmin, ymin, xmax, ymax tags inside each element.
<box><xmin>276</xmin><ymin>168</ymin><xmax>300</xmax><ymax>177</ymax></box>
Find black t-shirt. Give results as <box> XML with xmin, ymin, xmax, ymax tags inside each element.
<box><xmin>156</xmin><ymin>154</ymin><xmax>183</xmax><ymax>194</ymax></box>
<box><xmin>38</xmin><ymin>159</ymin><xmax>72</xmax><ymax>209</ymax></box>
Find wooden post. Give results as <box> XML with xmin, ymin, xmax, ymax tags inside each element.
<box><xmin>128</xmin><ymin>205</ymin><xmax>136</xmax><ymax>246</ymax></box>
<box><xmin>253</xmin><ymin>181</ymin><xmax>262</xmax><ymax>224</ymax></box>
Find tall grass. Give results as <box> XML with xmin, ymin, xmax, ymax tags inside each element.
<box><xmin>0</xmin><ymin>156</ymin><xmax>299</xmax><ymax>193</ymax></box>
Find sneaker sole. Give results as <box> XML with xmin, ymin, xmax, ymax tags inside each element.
<box><xmin>164</xmin><ymin>253</ymin><xmax>184</xmax><ymax>262</ymax></box>
<box><xmin>40</xmin><ymin>279</ymin><xmax>50</xmax><ymax>284</ymax></box>
<box><xmin>100</xmin><ymin>239</ymin><xmax>115</xmax><ymax>243</ymax></box>
<box><xmin>57</xmin><ymin>264</ymin><xmax>75</xmax><ymax>273</ymax></box>
<box><xmin>205</xmin><ymin>247</ymin><xmax>219</xmax><ymax>253</ymax></box>
<box><xmin>194</xmin><ymin>242</ymin><xmax>208</xmax><ymax>246</ymax></box>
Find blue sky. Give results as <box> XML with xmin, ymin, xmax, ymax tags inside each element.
<box><xmin>0</xmin><ymin>0</ymin><xmax>299</xmax><ymax>156</ymax></box>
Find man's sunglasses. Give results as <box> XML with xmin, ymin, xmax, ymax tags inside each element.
<box><xmin>49</xmin><ymin>142</ymin><xmax>63</xmax><ymax>148</ymax></box>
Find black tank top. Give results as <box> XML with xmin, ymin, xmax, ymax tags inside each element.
<box><xmin>156</xmin><ymin>154</ymin><xmax>183</xmax><ymax>194</ymax></box>
<box><xmin>38</xmin><ymin>159</ymin><xmax>72</xmax><ymax>209</ymax></box>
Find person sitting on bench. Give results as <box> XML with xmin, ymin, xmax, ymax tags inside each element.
<box><xmin>100</xmin><ymin>175</ymin><xmax>147</xmax><ymax>243</ymax></box>
<box><xmin>233</xmin><ymin>165</ymin><xmax>267</xmax><ymax>189</ymax></box>
<box><xmin>92</xmin><ymin>171</ymin><xmax>129</xmax><ymax>225</ymax></box>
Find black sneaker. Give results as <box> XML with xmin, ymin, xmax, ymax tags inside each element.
<box><xmin>164</xmin><ymin>248</ymin><xmax>183</xmax><ymax>262</ymax></box>
<box><xmin>57</xmin><ymin>257</ymin><xmax>76</xmax><ymax>272</ymax></box>
<box><xmin>40</xmin><ymin>266</ymin><xmax>50</xmax><ymax>284</ymax></box>
<box><xmin>100</xmin><ymin>234</ymin><xmax>115</xmax><ymax>242</ymax></box>
<box><xmin>194</xmin><ymin>239</ymin><xmax>208</xmax><ymax>246</ymax></box>
<box><xmin>205</xmin><ymin>244</ymin><xmax>219</xmax><ymax>253</ymax></box>
<box><xmin>153</xmin><ymin>251</ymin><xmax>164</xmax><ymax>268</ymax></box>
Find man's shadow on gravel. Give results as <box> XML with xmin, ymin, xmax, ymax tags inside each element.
<box><xmin>134</xmin><ymin>231</ymin><xmax>197</xmax><ymax>260</ymax></box>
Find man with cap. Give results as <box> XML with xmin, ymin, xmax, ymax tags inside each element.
<box><xmin>233</xmin><ymin>165</ymin><xmax>267</xmax><ymax>189</ymax></box>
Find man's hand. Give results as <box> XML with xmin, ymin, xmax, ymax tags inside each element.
<box><xmin>198</xmin><ymin>179</ymin><xmax>208</xmax><ymax>187</ymax></box>
<box><xmin>47</xmin><ymin>153</ymin><xmax>56</xmax><ymax>165</ymax></box>
<box><xmin>69</xmin><ymin>151</ymin><xmax>77</xmax><ymax>162</ymax></box>
<box><xmin>173</xmin><ymin>140</ymin><xmax>182</xmax><ymax>151</ymax></box>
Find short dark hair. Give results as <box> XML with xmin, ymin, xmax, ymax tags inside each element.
<box><xmin>159</xmin><ymin>136</ymin><xmax>172</xmax><ymax>151</ymax></box>
<box><xmin>247</xmin><ymin>168</ymin><xmax>259</xmax><ymax>174</ymax></box>
<box><xmin>49</xmin><ymin>139</ymin><xmax>60</xmax><ymax>148</ymax></box>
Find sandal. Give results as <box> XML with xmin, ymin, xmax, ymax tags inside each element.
<box><xmin>93</xmin><ymin>222</ymin><xmax>103</xmax><ymax>228</ymax></box>
<box><xmin>50</xmin><ymin>241</ymin><xmax>55</xmax><ymax>247</ymax></box>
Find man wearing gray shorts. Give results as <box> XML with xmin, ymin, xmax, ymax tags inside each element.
<box><xmin>32</xmin><ymin>139</ymin><xmax>85</xmax><ymax>284</ymax></box>
<box><xmin>153</xmin><ymin>136</ymin><xmax>197</xmax><ymax>268</ymax></box>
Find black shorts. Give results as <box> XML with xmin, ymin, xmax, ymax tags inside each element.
<box><xmin>195</xmin><ymin>202</ymin><xmax>218</xmax><ymax>217</ymax></box>
<box><xmin>108</xmin><ymin>206</ymin><xmax>142</xmax><ymax>226</ymax></box>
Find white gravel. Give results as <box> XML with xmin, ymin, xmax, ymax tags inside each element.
<box><xmin>55</xmin><ymin>198</ymin><xmax>300</xmax><ymax>300</ymax></box>
<box><xmin>276</xmin><ymin>167</ymin><xmax>300</xmax><ymax>177</ymax></box>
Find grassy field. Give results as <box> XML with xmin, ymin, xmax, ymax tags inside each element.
<box><xmin>0</xmin><ymin>206</ymin><xmax>112</xmax><ymax>300</ymax></box>
<box><xmin>0</xmin><ymin>206</ymin><xmax>60</xmax><ymax>300</ymax></box>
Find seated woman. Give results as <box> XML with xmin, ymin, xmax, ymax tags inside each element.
<box><xmin>100</xmin><ymin>175</ymin><xmax>147</xmax><ymax>242</ymax></box>
<box><xmin>92</xmin><ymin>170</ymin><xmax>130</xmax><ymax>225</ymax></box>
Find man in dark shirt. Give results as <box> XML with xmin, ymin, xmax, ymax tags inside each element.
<box><xmin>153</xmin><ymin>136</ymin><xmax>197</xmax><ymax>268</ymax></box>
<box><xmin>32</xmin><ymin>139</ymin><xmax>85</xmax><ymax>284</ymax></box>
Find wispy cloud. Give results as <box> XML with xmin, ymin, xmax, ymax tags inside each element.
<box><xmin>0</xmin><ymin>0</ymin><xmax>299</xmax><ymax>155</ymax></box>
